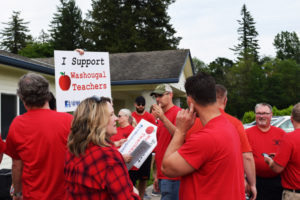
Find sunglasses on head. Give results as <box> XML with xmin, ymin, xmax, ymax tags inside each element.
<box><xmin>90</xmin><ymin>96</ymin><xmax>111</xmax><ymax>103</ymax></box>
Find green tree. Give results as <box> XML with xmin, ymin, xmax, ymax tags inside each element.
<box><xmin>273</xmin><ymin>31</ymin><xmax>300</xmax><ymax>63</ymax></box>
<box><xmin>49</xmin><ymin>0</ymin><xmax>83</xmax><ymax>50</ymax></box>
<box><xmin>207</xmin><ymin>57</ymin><xmax>233</xmax><ymax>85</ymax></box>
<box><xmin>192</xmin><ymin>57</ymin><xmax>208</xmax><ymax>74</ymax></box>
<box><xmin>86</xmin><ymin>0</ymin><xmax>181</xmax><ymax>52</ymax></box>
<box><xmin>231</xmin><ymin>4</ymin><xmax>260</xmax><ymax>62</ymax></box>
<box><xmin>0</xmin><ymin>11</ymin><xmax>32</xmax><ymax>54</ymax></box>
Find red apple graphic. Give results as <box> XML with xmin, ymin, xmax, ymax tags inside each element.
<box><xmin>145</xmin><ymin>126</ymin><xmax>154</xmax><ymax>134</ymax></box>
<box><xmin>59</xmin><ymin>72</ymin><xmax>71</xmax><ymax>91</ymax></box>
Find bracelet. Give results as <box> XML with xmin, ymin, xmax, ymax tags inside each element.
<box><xmin>13</xmin><ymin>191</ymin><xmax>22</xmax><ymax>197</ymax></box>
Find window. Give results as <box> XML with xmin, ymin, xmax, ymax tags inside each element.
<box><xmin>1</xmin><ymin>93</ymin><xmax>17</xmax><ymax>139</ymax></box>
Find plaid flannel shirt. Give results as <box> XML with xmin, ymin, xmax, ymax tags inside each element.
<box><xmin>64</xmin><ymin>143</ymin><xmax>140</xmax><ymax>200</ymax></box>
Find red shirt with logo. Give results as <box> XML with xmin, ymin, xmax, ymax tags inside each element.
<box><xmin>111</xmin><ymin>125</ymin><xmax>134</xmax><ymax>142</ymax></box>
<box><xmin>178</xmin><ymin>115</ymin><xmax>245</xmax><ymax>200</ymax></box>
<box><xmin>132</xmin><ymin>111</ymin><xmax>156</xmax><ymax>125</ymax></box>
<box><xmin>246</xmin><ymin>125</ymin><xmax>286</xmax><ymax>177</ymax></box>
<box><xmin>274</xmin><ymin>129</ymin><xmax>300</xmax><ymax>189</ymax></box>
<box><xmin>155</xmin><ymin>105</ymin><xmax>181</xmax><ymax>180</ymax></box>
<box><xmin>5</xmin><ymin>109</ymin><xmax>73</xmax><ymax>200</ymax></box>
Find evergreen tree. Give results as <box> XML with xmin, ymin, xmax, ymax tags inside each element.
<box><xmin>273</xmin><ymin>31</ymin><xmax>300</xmax><ymax>63</ymax></box>
<box><xmin>0</xmin><ymin>11</ymin><xmax>31</xmax><ymax>54</ymax></box>
<box><xmin>86</xmin><ymin>0</ymin><xmax>181</xmax><ymax>52</ymax></box>
<box><xmin>49</xmin><ymin>0</ymin><xmax>83</xmax><ymax>50</ymax></box>
<box><xmin>231</xmin><ymin>4</ymin><xmax>260</xmax><ymax>62</ymax></box>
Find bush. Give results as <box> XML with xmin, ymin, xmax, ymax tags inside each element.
<box><xmin>242</xmin><ymin>111</ymin><xmax>255</xmax><ymax>124</ymax></box>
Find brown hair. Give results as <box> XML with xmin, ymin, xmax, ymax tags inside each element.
<box><xmin>67</xmin><ymin>96</ymin><xmax>111</xmax><ymax>156</ymax></box>
<box><xmin>17</xmin><ymin>73</ymin><xmax>51</xmax><ymax>108</ymax></box>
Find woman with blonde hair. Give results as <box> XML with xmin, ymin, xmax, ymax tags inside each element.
<box><xmin>64</xmin><ymin>96</ymin><xmax>140</xmax><ymax>200</ymax></box>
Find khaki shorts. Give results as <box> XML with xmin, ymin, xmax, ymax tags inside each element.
<box><xmin>282</xmin><ymin>190</ymin><xmax>300</xmax><ymax>200</ymax></box>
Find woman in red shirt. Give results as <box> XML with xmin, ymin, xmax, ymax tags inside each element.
<box><xmin>64</xmin><ymin>96</ymin><xmax>140</xmax><ymax>200</ymax></box>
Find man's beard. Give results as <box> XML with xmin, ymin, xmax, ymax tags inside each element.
<box><xmin>136</xmin><ymin>107</ymin><xmax>144</xmax><ymax>114</ymax></box>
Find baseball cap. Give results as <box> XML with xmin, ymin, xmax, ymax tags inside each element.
<box><xmin>150</xmin><ymin>84</ymin><xmax>172</xmax><ymax>96</ymax></box>
<box><xmin>135</xmin><ymin>96</ymin><xmax>145</xmax><ymax>105</ymax></box>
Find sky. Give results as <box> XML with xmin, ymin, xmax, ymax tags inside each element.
<box><xmin>0</xmin><ymin>0</ymin><xmax>299</xmax><ymax>64</ymax></box>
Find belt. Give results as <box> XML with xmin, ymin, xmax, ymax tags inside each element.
<box><xmin>284</xmin><ymin>188</ymin><xmax>300</xmax><ymax>193</ymax></box>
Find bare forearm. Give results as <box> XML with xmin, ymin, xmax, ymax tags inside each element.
<box><xmin>160</xmin><ymin>115</ymin><xmax>177</xmax><ymax>136</ymax></box>
<box><xmin>12</xmin><ymin>159</ymin><xmax>23</xmax><ymax>193</ymax></box>
<box><xmin>243</xmin><ymin>152</ymin><xmax>256</xmax><ymax>186</ymax></box>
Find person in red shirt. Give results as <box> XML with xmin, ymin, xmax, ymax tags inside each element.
<box><xmin>111</xmin><ymin>108</ymin><xmax>135</xmax><ymax>142</ymax></box>
<box><xmin>131</xmin><ymin>96</ymin><xmax>156</xmax><ymax>199</ymax></box>
<box><xmin>5</xmin><ymin>73</ymin><xmax>73</xmax><ymax>200</ymax></box>
<box><xmin>246</xmin><ymin>103</ymin><xmax>286</xmax><ymax>200</ymax></box>
<box><xmin>264</xmin><ymin>102</ymin><xmax>300</xmax><ymax>200</ymax></box>
<box><xmin>215</xmin><ymin>84</ymin><xmax>257</xmax><ymax>199</ymax></box>
<box><xmin>151</xmin><ymin>84</ymin><xmax>181</xmax><ymax>200</ymax></box>
<box><xmin>162</xmin><ymin>72</ymin><xmax>245</xmax><ymax>200</ymax></box>
<box><xmin>65</xmin><ymin>96</ymin><xmax>140</xmax><ymax>200</ymax></box>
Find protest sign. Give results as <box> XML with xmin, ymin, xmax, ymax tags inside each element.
<box><xmin>54</xmin><ymin>50</ymin><xmax>111</xmax><ymax>112</ymax></box>
<box><xmin>119</xmin><ymin>119</ymin><xmax>157</xmax><ymax>169</ymax></box>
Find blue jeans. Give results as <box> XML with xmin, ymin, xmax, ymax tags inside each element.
<box><xmin>159</xmin><ymin>179</ymin><xmax>180</xmax><ymax>200</ymax></box>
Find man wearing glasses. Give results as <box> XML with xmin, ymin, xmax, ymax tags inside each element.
<box><xmin>246</xmin><ymin>103</ymin><xmax>286</xmax><ymax>200</ymax></box>
<box><xmin>150</xmin><ymin>84</ymin><xmax>181</xmax><ymax>200</ymax></box>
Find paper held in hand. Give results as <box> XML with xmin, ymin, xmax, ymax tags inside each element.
<box><xmin>119</xmin><ymin>119</ymin><xmax>157</xmax><ymax>169</ymax></box>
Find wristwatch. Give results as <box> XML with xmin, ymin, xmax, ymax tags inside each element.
<box><xmin>13</xmin><ymin>191</ymin><xmax>22</xmax><ymax>197</ymax></box>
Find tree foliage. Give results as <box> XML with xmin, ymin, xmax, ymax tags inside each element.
<box><xmin>273</xmin><ymin>31</ymin><xmax>300</xmax><ymax>63</ymax></box>
<box><xmin>49</xmin><ymin>0</ymin><xmax>84</xmax><ymax>50</ymax></box>
<box><xmin>231</xmin><ymin>4</ymin><xmax>259</xmax><ymax>62</ymax></box>
<box><xmin>0</xmin><ymin>11</ymin><xmax>32</xmax><ymax>54</ymax></box>
<box><xmin>86</xmin><ymin>0</ymin><xmax>181</xmax><ymax>52</ymax></box>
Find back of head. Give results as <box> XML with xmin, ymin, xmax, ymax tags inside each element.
<box><xmin>185</xmin><ymin>72</ymin><xmax>216</xmax><ymax>106</ymax></box>
<box><xmin>292</xmin><ymin>102</ymin><xmax>300</xmax><ymax>123</ymax></box>
<box><xmin>68</xmin><ymin>96</ymin><xmax>111</xmax><ymax>156</ymax></box>
<box><xmin>215</xmin><ymin>84</ymin><xmax>227</xmax><ymax>100</ymax></box>
<box><xmin>17</xmin><ymin>73</ymin><xmax>51</xmax><ymax>108</ymax></box>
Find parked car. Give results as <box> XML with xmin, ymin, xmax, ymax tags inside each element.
<box><xmin>243</xmin><ymin>116</ymin><xmax>294</xmax><ymax>132</ymax></box>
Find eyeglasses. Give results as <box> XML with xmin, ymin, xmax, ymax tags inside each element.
<box><xmin>118</xmin><ymin>115</ymin><xmax>124</xmax><ymax>118</ymax></box>
<box><xmin>137</xmin><ymin>103</ymin><xmax>145</xmax><ymax>106</ymax></box>
<box><xmin>255</xmin><ymin>112</ymin><xmax>271</xmax><ymax>116</ymax></box>
<box><xmin>152</xmin><ymin>92</ymin><xmax>169</xmax><ymax>99</ymax></box>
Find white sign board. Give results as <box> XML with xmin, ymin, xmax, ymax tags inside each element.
<box><xmin>119</xmin><ymin>119</ymin><xmax>157</xmax><ymax>169</ymax></box>
<box><xmin>54</xmin><ymin>50</ymin><xmax>111</xmax><ymax>112</ymax></box>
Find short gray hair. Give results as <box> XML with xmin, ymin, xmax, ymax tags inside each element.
<box><xmin>292</xmin><ymin>102</ymin><xmax>300</xmax><ymax>122</ymax></box>
<box><xmin>255</xmin><ymin>103</ymin><xmax>272</xmax><ymax>113</ymax></box>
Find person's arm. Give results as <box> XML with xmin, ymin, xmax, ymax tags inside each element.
<box><xmin>152</xmin><ymin>104</ymin><xmax>177</xmax><ymax>136</ymax></box>
<box><xmin>12</xmin><ymin>159</ymin><xmax>23</xmax><ymax>200</ymax></box>
<box><xmin>162</xmin><ymin>104</ymin><xmax>196</xmax><ymax>177</ymax></box>
<box><xmin>264</xmin><ymin>156</ymin><xmax>284</xmax><ymax>173</ymax></box>
<box><xmin>243</xmin><ymin>152</ymin><xmax>257</xmax><ymax>200</ymax></box>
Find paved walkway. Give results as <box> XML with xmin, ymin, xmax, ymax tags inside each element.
<box><xmin>145</xmin><ymin>184</ymin><xmax>161</xmax><ymax>200</ymax></box>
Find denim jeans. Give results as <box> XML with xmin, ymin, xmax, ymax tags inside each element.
<box><xmin>159</xmin><ymin>179</ymin><xmax>180</xmax><ymax>200</ymax></box>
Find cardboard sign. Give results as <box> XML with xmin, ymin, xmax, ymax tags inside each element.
<box><xmin>54</xmin><ymin>50</ymin><xmax>111</xmax><ymax>112</ymax></box>
<box><xmin>119</xmin><ymin>119</ymin><xmax>157</xmax><ymax>169</ymax></box>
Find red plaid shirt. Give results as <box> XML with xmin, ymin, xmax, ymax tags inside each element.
<box><xmin>64</xmin><ymin>143</ymin><xmax>140</xmax><ymax>200</ymax></box>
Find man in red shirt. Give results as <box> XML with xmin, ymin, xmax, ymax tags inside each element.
<box><xmin>264</xmin><ymin>102</ymin><xmax>300</xmax><ymax>200</ymax></box>
<box><xmin>246</xmin><ymin>103</ymin><xmax>286</xmax><ymax>200</ymax></box>
<box><xmin>5</xmin><ymin>73</ymin><xmax>73</xmax><ymax>200</ymax></box>
<box><xmin>215</xmin><ymin>84</ymin><xmax>257</xmax><ymax>199</ymax></box>
<box><xmin>162</xmin><ymin>73</ymin><xmax>245</xmax><ymax>200</ymax></box>
<box><xmin>132</xmin><ymin>96</ymin><xmax>156</xmax><ymax>199</ymax></box>
<box><xmin>151</xmin><ymin>84</ymin><xmax>181</xmax><ymax>200</ymax></box>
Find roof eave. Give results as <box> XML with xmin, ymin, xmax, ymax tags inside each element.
<box><xmin>111</xmin><ymin>78</ymin><xmax>179</xmax><ymax>85</ymax></box>
<box><xmin>0</xmin><ymin>54</ymin><xmax>54</xmax><ymax>75</ymax></box>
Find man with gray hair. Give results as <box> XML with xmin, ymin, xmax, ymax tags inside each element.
<box><xmin>246</xmin><ymin>103</ymin><xmax>286</xmax><ymax>200</ymax></box>
<box><xmin>5</xmin><ymin>73</ymin><xmax>73</xmax><ymax>199</ymax></box>
<box><xmin>264</xmin><ymin>102</ymin><xmax>300</xmax><ymax>200</ymax></box>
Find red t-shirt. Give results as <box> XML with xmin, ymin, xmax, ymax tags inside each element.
<box><xmin>5</xmin><ymin>109</ymin><xmax>73</xmax><ymax>200</ymax></box>
<box><xmin>178</xmin><ymin>115</ymin><xmax>245</xmax><ymax>200</ymax></box>
<box><xmin>155</xmin><ymin>105</ymin><xmax>181</xmax><ymax>180</ymax></box>
<box><xmin>132</xmin><ymin>111</ymin><xmax>156</xmax><ymax>125</ymax></box>
<box><xmin>220</xmin><ymin>109</ymin><xmax>252</xmax><ymax>153</ymax></box>
<box><xmin>246</xmin><ymin>125</ymin><xmax>286</xmax><ymax>178</ymax></box>
<box><xmin>274</xmin><ymin>129</ymin><xmax>300</xmax><ymax>189</ymax></box>
<box><xmin>111</xmin><ymin>125</ymin><xmax>134</xmax><ymax>142</ymax></box>
<box><xmin>186</xmin><ymin>110</ymin><xmax>252</xmax><ymax>153</ymax></box>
